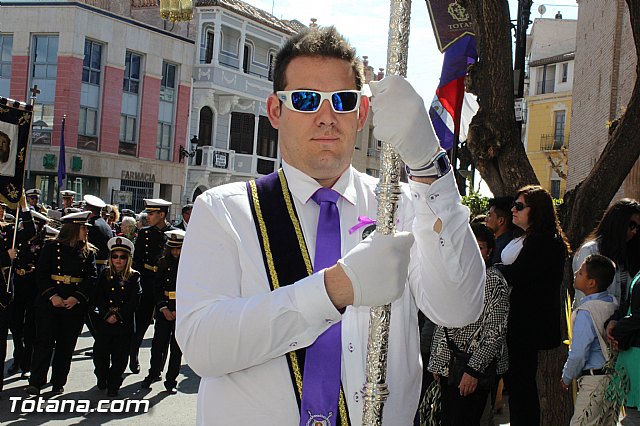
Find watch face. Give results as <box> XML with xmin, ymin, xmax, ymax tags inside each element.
<box><xmin>436</xmin><ymin>153</ymin><xmax>451</xmax><ymax>176</ymax></box>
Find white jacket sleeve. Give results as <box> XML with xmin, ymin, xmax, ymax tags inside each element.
<box><xmin>407</xmin><ymin>171</ymin><xmax>485</xmax><ymax>327</ymax></box>
<box><xmin>175</xmin><ymin>190</ymin><xmax>341</xmax><ymax>378</ymax></box>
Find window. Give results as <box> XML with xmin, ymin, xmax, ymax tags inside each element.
<box><xmin>550</xmin><ymin>179</ymin><xmax>561</xmax><ymax>200</ymax></box>
<box><xmin>204</xmin><ymin>31</ymin><xmax>214</xmax><ymax>64</ymax></box>
<box><xmin>553</xmin><ymin>110</ymin><xmax>566</xmax><ymax>149</ymax></box>
<box><xmin>82</xmin><ymin>40</ymin><xmax>102</xmax><ymax>84</ymax></box>
<box><xmin>268</xmin><ymin>52</ymin><xmax>275</xmax><ymax>81</ymax></box>
<box><xmin>120</xmin><ymin>179</ymin><xmax>153</xmax><ymax>213</ymax></box>
<box><xmin>79</xmin><ymin>107</ymin><xmax>97</xmax><ymax>136</ymax></box>
<box><xmin>229</xmin><ymin>112</ymin><xmax>255</xmax><ymax>154</ymax></box>
<box><xmin>198</xmin><ymin>106</ymin><xmax>213</xmax><ymax>146</ymax></box>
<box><xmin>0</xmin><ymin>35</ymin><xmax>13</xmax><ymax>79</ymax></box>
<box><xmin>156</xmin><ymin>122</ymin><xmax>172</xmax><ymax>161</ymax></box>
<box><xmin>123</xmin><ymin>51</ymin><xmax>141</xmax><ymax>93</ymax></box>
<box><xmin>160</xmin><ymin>61</ymin><xmax>176</xmax><ymax>102</ymax></box>
<box><xmin>257</xmin><ymin>116</ymin><xmax>277</xmax><ymax>158</ymax></box>
<box><xmin>120</xmin><ymin>115</ymin><xmax>137</xmax><ymax>144</ymax></box>
<box><xmin>32</xmin><ymin>35</ymin><xmax>58</xmax><ymax>79</ymax></box>
<box><xmin>535</xmin><ymin>64</ymin><xmax>556</xmax><ymax>95</ymax></box>
<box><xmin>243</xmin><ymin>44</ymin><xmax>251</xmax><ymax>74</ymax></box>
<box><xmin>561</xmin><ymin>63</ymin><xmax>568</xmax><ymax>83</ymax></box>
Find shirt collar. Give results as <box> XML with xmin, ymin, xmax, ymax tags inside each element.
<box><xmin>281</xmin><ymin>160</ymin><xmax>357</xmax><ymax>206</ymax></box>
<box><xmin>582</xmin><ymin>291</ymin><xmax>613</xmax><ymax>302</ymax></box>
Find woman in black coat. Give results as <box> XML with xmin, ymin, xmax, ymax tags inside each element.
<box><xmin>92</xmin><ymin>236</ymin><xmax>141</xmax><ymax>397</ymax></box>
<box><xmin>27</xmin><ymin>211</ymin><xmax>97</xmax><ymax>396</ymax></box>
<box><xmin>497</xmin><ymin>185</ymin><xmax>570</xmax><ymax>426</ymax></box>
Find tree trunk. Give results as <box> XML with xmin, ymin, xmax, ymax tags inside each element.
<box><xmin>460</xmin><ymin>0</ymin><xmax>539</xmax><ymax>196</ymax></box>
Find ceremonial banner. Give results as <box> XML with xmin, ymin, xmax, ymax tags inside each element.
<box><xmin>425</xmin><ymin>0</ymin><xmax>475</xmax><ymax>53</ymax></box>
<box><xmin>0</xmin><ymin>101</ymin><xmax>32</xmax><ymax>208</ymax></box>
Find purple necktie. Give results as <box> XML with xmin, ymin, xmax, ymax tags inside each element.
<box><xmin>300</xmin><ymin>188</ymin><xmax>342</xmax><ymax>426</ymax></box>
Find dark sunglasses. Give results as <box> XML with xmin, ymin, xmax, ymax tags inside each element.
<box><xmin>630</xmin><ymin>221</ymin><xmax>640</xmax><ymax>231</ymax></box>
<box><xmin>512</xmin><ymin>201</ymin><xmax>529</xmax><ymax>211</ymax></box>
<box><xmin>276</xmin><ymin>90</ymin><xmax>362</xmax><ymax>113</ymax></box>
<box><xmin>111</xmin><ymin>254</ymin><xmax>129</xmax><ymax>260</ymax></box>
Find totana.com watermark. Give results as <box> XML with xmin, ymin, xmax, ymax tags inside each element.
<box><xmin>9</xmin><ymin>397</ymin><xmax>150</xmax><ymax>413</ymax></box>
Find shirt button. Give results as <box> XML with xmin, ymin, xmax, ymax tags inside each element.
<box><xmin>353</xmin><ymin>392</ymin><xmax>359</xmax><ymax>402</ymax></box>
<box><xmin>348</xmin><ymin>343</ymin><xmax>354</xmax><ymax>352</ymax></box>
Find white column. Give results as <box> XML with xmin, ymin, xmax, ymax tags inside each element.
<box><xmin>238</xmin><ymin>22</ymin><xmax>247</xmax><ymax>71</ymax></box>
<box><xmin>252</xmin><ymin>115</ymin><xmax>259</xmax><ymax>174</ymax></box>
<box><xmin>213</xmin><ymin>14</ymin><xmax>222</xmax><ymax>66</ymax></box>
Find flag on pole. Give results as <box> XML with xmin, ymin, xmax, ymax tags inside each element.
<box><xmin>0</xmin><ymin>98</ymin><xmax>33</xmax><ymax>209</ymax></box>
<box><xmin>57</xmin><ymin>116</ymin><xmax>66</xmax><ymax>193</ymax></box>
<box><xmin>430</xmin><ymin>34</ymin><xmax>477</xmax><ymax>149</ymax></box>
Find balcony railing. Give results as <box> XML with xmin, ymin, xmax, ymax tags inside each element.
<box><xmin>540</xmin><ymin>134</ymin><xmax>567</xmax><ymax>151</ymax></box>
<box><xmin>535</xmin><ymin>79</ymin><xmax>555</xmax><ymax>95</ymax></box>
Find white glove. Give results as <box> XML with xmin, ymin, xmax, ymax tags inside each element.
<box><xmin>369</xmin><ymin>76</ymin><xmax>441</xmax><ymax>172</ymax></box>
<box><xmin>338</xmin><ymin>231</ymin><xmax>414</xmax><ymax>307</ymax></box>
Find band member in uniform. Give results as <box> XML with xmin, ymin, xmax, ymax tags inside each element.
<box><xmin>141</xmin><ymin>229</ymin><xmax>184</xmax><ymax>393</ymax></box>
<box><xmin>26</xmin><ymin>211</ymin><xmax>97</xmax><ymax>396</ymax></box>
<box><xmin>84</xmin><ymin>195</ymin><xmax>112</xmax><ymax>341</ymax></box>
<box><xmin>130</xmin><ymin>198</ymin><xmax>173</xmax><ymax>374</ymax></box>
<box><xmin>0</xmin><ymin>194</ymin><xmax>33</xmax><ymax>392</ymax></box>
<box><xmin>93</xmin><ymin>236</ymin><xmax>141</xmax><ymax>397</ymax></box>
<box><xmin>59</xmin><ymin>190</ymin><xmax>76</xmax><ymax>215</ymax></box>
<box><xmin>8</xmin><ymin>210</ymin><xmax>48</xmax><ymax>378</ymax></box>
<box><xmin>25</xmin><ymin>189</ymin><xmax>47</xmax><ymax>214</ymax></box>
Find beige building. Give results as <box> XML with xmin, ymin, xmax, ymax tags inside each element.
<box><xmin>567</xmin><ymin>0</ymin><xmax>639</xmax><ymax>200</ymax></box>
<box><xmin>523</xmin><ymin>17</ymin><xmax>577</xmax><ymax>199</ymax></box>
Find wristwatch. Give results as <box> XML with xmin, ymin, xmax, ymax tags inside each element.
<box><xmin>406</xmin><ymin>150</ymin><xmax>451</xmax><ymax>179</ymax></box>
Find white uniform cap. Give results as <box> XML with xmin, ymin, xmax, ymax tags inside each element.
<box><xmin>31</xmin><ymin>210</ymin><xmax>49</xmax><ymax>223</ymax></box>
<box><xmin>84</xmin><ymin>194</ymin><xmax>106</xmax><ymax>208</ymax></box>
<box><xmin>61</xmin><ymin>210</ymin><xmax>92</xmax><ymax>225</ymax></box>
<box><xmin>165</xmin><ymin>229</ymin><xmax>186</xmax><ymax>247</ymax></box>
<box><xmin>143</xmin><ymin>198</ymin><xmax>172</xmax><ymax>213</ymax></box>
<box><xmin>108</xmin><ymin>236</ymin><xmax>134</xmax><ymax>254</ymax></box>
<box><xmin>60</xmin><ymin>190</ymin><xmax>76</xmax><ymax>197</ymax></box>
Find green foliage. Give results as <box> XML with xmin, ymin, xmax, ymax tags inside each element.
<box><xmin>462</xmin><ymin>190</ymin><xmax>490</xmax><ymax>220</ymax></box>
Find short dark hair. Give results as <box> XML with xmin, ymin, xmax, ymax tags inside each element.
<box><xmin>272</xmin><ymin>26</ymin><xmax>364</xmax><ymax>93</ymax></box>
<box><xmin>583</xmin><ymin>254</ymin><xmax>616</xmax><ymax>292</ymax></box>
<box><xmin>488</xmin><ymin>196</ymin><xmax>514</xmax><ymax>226</ymax></box>
<box><xmin>182</xmin><ymin>204</ymin><xmax>193</xmax><ymax>215</ymax></box>
<box><xmin>471</xmin><ymin>223</ymin><xmax>496</xmax><ymax>251</ymax></box>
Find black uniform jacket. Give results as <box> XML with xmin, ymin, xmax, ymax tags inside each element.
<box><xmin>0</xmin><ymin>210</ymin><xmax>37</xmax><ymax>306</ymax></box>
<box><xmin>133</xmin><ymin>223</ymin><xmax>174</xmax><ymax>284</ymax></box>
<box><xmin>35</xmin><ymin>240</ymin><xmax>98</xmax><ymax>314</ymax></box>
<box><xmin>88</xmin><ymin>216</ymin><xmax>114</xmax><ymax>264</ymax></box>
<box><xmin>93</xmin><ymin>268</ymin><xmax>141</xmax><ymax>334</ymax></box>
<box><xmin>155</xmin><ymin>257</ymin><xmax>178</xmax><ymax>313</ymax></box>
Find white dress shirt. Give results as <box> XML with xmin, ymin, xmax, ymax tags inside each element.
<box><xmin>176</xmin><ymin>161</ymin><xmax>485</xmax><ymax>425</ymax></box>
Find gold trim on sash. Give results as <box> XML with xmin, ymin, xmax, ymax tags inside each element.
<box><xmin>251</xmin><ymin>170</ymin><xmax>349</xmax><ymax>425</ymax></box>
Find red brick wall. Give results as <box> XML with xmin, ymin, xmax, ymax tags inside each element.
<box><xmin>138</xmin><ymin>75</ymin><xmax>160</xmax><ymax>159</ymax></box>
<box><xmin>52</xmin><ymin>56</ymin><xmax>83</xmax><ymax>148</ymax></box>
<box><xmin>100</xmin><ymin>65</ymin><xmax>124</xmax><ymax>154</ymax></box>
<box><xmin>172</xmin><ymin>83</ymin><xmax>191</xmax><ymax>163</ymax></box>
<box><xmin>9</xmin><ymin>55</ymin><xmax>29</xmax><ymax>101</ymax></box>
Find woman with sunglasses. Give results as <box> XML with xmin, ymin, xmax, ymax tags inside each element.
<box><xmin>141</xmin><ymin>229</ymin><xmax>185</xmax><ymax>393</ymax></box>
<box><xmin>92</xmin><ymin>236</ymin><xmax>141</xmax><ymax>397</ymax></box>
<box><xmin>573</xmin><ymin>199</ymin><xmax>640</xmax><ymax>307</ymax></box>
<box><xmin>26</xmin><ymin>211</ymin><xmax>98</xmax><ymax>396</ymax></box>
<box><xmin>495</xmin><ymin>185</ymin><xmax>570</xmax><ymax>425</ymax></box>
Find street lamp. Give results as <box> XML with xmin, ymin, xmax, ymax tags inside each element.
<box><xmin>179</xmin><ymin>135</ymin><xmax>198</xmax><ymax>163</ymax></box>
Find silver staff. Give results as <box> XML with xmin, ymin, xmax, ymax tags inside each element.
<box><xmin>361</xmin><ymin>0</ymin><xmax>412</xmax><ymax>424</ymax></box>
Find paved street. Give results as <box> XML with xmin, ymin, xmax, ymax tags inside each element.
<box><xmin>1</xmin><ymin>326</ymin><xmax>199</xmax><ymax>425</ymax></box>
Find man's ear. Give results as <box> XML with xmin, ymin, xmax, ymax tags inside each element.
<box><xmin>267</xmin><ymin>94</ymin><xmax>281</xmax><ymax>129</ymax></box>
<box><xmin>357</xmin><ymin>95</ymin><xmax>370</xmax><ymax>131</ymax></box>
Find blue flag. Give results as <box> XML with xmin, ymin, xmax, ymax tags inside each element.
<box><xmin>57</xmin><ymin>117</ymin><xmax>66</xmax><ymax>192</ymax></box>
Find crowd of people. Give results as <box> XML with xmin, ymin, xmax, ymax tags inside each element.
<box><xmin>0</xmin><ymin>189</ymin><xmax>193</xmax><ymax>398</ymax></box>
<box><xmin>0</xmin><ymin>24</ymin><xmax>638</xmax><ymax>426</ymax></box>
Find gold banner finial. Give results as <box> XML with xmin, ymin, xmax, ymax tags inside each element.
<box><xmin>160</xmin><ymin>0</ymin><xmax>193</xmax><ymax>22</ymax></box>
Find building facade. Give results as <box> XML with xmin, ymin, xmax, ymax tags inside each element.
<box><xmin>567</xmin><ymin>0</ymin><xmax>640</xmax><ymax>200</ymax></box>
<box><xmin>523</xmin><ymin>17</ymin><xmax>576</xmax><ymax>199</ymax></box>
<box><xmin>185</xmin><ymin>0</ymin><xmax>382</xmax><ymax>201</ymax></box>
<box><xmin>0</xmin><ymin>1</ymin><xmax>194</xmax><ymax>217</ymax></box>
